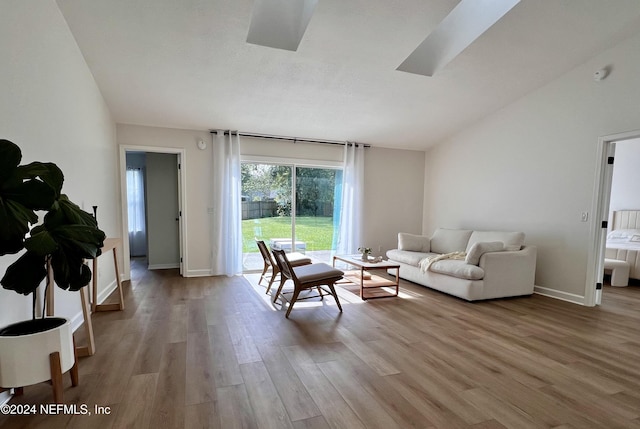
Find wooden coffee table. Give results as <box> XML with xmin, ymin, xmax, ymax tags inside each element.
<box><xmin>332</xmin><ymin>255</ymin><xmax>400</xmax><ymax>300</ymax></box>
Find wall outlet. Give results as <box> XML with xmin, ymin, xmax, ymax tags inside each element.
<box><xmin>581</xmin><ymin>211</ymin><xmax>589</xmax><ymax>222</ymax></box>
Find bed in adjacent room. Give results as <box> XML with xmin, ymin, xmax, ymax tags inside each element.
<box><xmin>605</xmin><ymin>210</ymin><xmax>640</xmax><ymax>281</ymax></box>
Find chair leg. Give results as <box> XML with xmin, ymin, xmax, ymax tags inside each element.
<box><xmin>326</xmin><ymin>283</ymin><xmax>343</xmax><ymax>312</ymax></box>
<box><xmin>285</xmin><ymin>289</ymin><xmax>301</xmax><ymax>318</ymax></box>
<box><xmin>265</xmin><ymin>266</ymin><xmax>279</xmax><ymax>294</ymax></box>
<box><xmin>258</xmin><ymin>262</ymin><xmax>269</xmax><ymax>285</ymax></box>
<box><xmin>272</xmin><ymin>276</ymin><xmax>287</xmax><ymax>303</ymax></box>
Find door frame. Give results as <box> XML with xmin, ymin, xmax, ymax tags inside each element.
<box><xmin>119</xmin><ymin>145</ymin><xmax>187</xmax><ymax>280</ymax></box>
<box><xmin>585</xmin><ymin>129</ymin><xmax>640</xmax><ymax>306</ymax></box>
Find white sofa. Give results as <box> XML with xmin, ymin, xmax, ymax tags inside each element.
<box><xmin>386</xmin><ymin>228</ymin><xmax>536</xmax><ymax>301</ymax></box>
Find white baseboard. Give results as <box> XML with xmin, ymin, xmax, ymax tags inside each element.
<box><xmin>534</xmin><ymin>285</ymin><xmax>585</xmax><ymax>305</ymax></box>
<box><xmin>148</xmin><ymin>263</ymin><xmax>180</xmax><ymax>270</ymax></box>
<box><xmin>70</xmin><ymin>278</ymin><xmax>117</xmax><ymax>333</ymax></box>
<box><xmin>185</xmin><ymin>269</ymin><xmax>213</xmax><ymax>277</ymax></box>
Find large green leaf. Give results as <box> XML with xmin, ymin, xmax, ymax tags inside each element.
<box><xmin>50</xmin><ymin>248</ymin><xmax>92</xmax><ymax>291</ymax></box>
<box><xmin>0</xmin><ymin>139</ymin><xmax>21</xmax><ymax>182</ymax></box>
<box><xmin>58</xmin><ymin>195</ymin><xmax>97</xmax><ymax>227</ymax></box>
<box><xmin>24</xmin><ymin>229</ymin><xmax>58</xmax><ymax>256</ymax></box>
<box><xmin>0</xmin><ymin>140</ymin><xmax>58</xmax><ymax>256</ymax></box>
<box><xmin>52</xmin><ymin>225</ymin><xmax>105</xmax><ymax>259</ymax></box>
<box><xmin>17</xmin><ymin>162</ymin><xmax>64</xmax><ymax>199</ymax></box>
<box><xmin>3</xmin><ymin>178</ymin><xmax>56</xmax><ymax>211</ymax></box>
<box><xmin>0</xmin><ymin>251</ymin><xmax>47</xmax><ymax>295</ymax></box>
<box><xmin>0</xmin><ymin>199</ymin><xmax>38</xmax><ymax>255</ymax></box>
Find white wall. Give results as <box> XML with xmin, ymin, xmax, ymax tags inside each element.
<box><xmin>424</xmin><ymin>29</ymin><xmax>640</xmax><ymax>303</ymax></box>
<box><xmin>0</xmin><ymin>1</ymin><xmax>118</xmax><ymax>327</ymax></box>
<box><xmin>610</xmin><ymin>138</ymin><xmax>640</xmax><ymax>213</ymax></box>
<box><xmin>117</xmin><ymin>125</ymin><xmax>425</xmax><ymax>272</ymax></box>
<box><xmin>364</xmin><ymin>147</ymin><xmax>425</xmax><ymax>256</ymax></box>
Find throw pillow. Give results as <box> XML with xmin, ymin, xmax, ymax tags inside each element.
<box><xmin>430</xmin><ymin>228</ymin><xmax>473</xmax><ymax>254</ymax></box>
<box><xmin>465</xmin><ymin>241</ymin><xmax>504</xmax><ymax>265</ymax></box>
<box><xmin>398</xmin><ymin>233</ymin><xmax>430</xmax><ymax>252</ymax></box>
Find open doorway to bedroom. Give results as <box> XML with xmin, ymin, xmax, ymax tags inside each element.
<box><xmin>119</xmin><ymin>146</ymin><xmax>186</xmax><ymax>281</ymax></box>
<box><xmin>602</xmin><ymin>139</ymin><xmax>640</xmax><ymax>290</ymax></box>
<box><xmin>588</xmin><ymin>131</ymin><xmax>640</xmax><ymax>306</ymax></box>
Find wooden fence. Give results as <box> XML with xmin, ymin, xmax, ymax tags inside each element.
<box><xmin>242</xmin><ymin>201</ymin><xmax>278</xmax><ymax>220</ymax></box>
<box><xmin>242</xmin><ymin>201</ymin><xmax>334</xmax><ymax>220</ymax></box>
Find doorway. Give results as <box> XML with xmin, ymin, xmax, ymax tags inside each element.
<box><xmin>587</xmin><ymin>130</ymin><xmax>640</xmax><ymax>306</ymax></box>
<box><xmin>119</xmin><ymin>146</ymin><xmax>187</xmax><ymax>281</ymax></box>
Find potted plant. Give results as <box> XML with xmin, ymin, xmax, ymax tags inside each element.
<box><xmin>0</xmin><ymin>139</ymin><xmax>105</xmax><ymax>392</ymax></box>
<box><xmin>358</xmin><ymin>246</ymin><xmax>372</xmax><ymax>261</ymax></box>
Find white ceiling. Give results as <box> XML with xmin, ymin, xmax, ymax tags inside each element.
<box><xmin>56</xmin><ymin>0</ymin><xmax>640</xmax><ymax>150</ymax></box>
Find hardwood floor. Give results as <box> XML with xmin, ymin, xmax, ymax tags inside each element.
<box><xmin>1</xmin><ymin>262</ymin><xmax>640</xmax><ymax>429</ymax></box>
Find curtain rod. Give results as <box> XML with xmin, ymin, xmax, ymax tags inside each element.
<box><xmin>209</xmin><ymin>130</ymin><xmax>370</xmax><ymax>148</ymax></box>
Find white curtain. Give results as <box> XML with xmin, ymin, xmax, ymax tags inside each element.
<box><xmin>336</xmin><ymin>143</ymin><xmax>365</xmax><ymax>255</ymax></box>
<box><xmin>126</xmin><ymin>168</ymin><xmax>147</xmax><ymax>257</ymax></box>
<box><xmin>211</xmin><ymin>131</ymin><xmax>243</xmax><ymax>276</ymax></box>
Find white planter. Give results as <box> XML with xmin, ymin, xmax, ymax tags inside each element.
<box><xmin>0</xmin><ymin>317</ymin><xmax>74</xmax><ymax>388</ymax></box>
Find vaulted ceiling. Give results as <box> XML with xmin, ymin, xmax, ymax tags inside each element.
<box><xmin>56</xmin><ymin>0</ymin><xmax>640</xmax><ymax>150</ymax></box>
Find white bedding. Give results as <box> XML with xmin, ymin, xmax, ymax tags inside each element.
<box><xmin>606</xmin><ymin>240</ymin><xmax>640</xmax><ymax>251</ymax></box>
<box><xmin>605</xmin><ymin>212</ymin><xmax>640</xmax><ymax>280</ymax></box>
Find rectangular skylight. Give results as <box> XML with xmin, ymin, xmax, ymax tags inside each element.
<box><xmin>397</xmin><ymin>0</ymin><xmax>521</xmax><ymax>76</ymax></box>
<box><xmin>246</xmin><ymin>0</ymin><xmax>318</xmax><ymax>51</ymax></box>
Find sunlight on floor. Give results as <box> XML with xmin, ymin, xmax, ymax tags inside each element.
<box><xmin>243</xmin><ymin>272</ymin><xmax>416</xmax><ymax>315</ymax></box>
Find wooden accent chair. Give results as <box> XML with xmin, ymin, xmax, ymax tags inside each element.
<box><xmin>256</xmin><ymin>239</ymin><xmax>311</xmax><ymax>294</ymax></box>
<box><xmin>271</xmin><ymin>248</ymin><xmax>344</xmax><ymax>318</ymax></box>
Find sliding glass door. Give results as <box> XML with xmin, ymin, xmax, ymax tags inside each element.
<box><xmin>241</xmin><ymin>162</ymin><xmax>340</xmax><ymax>271</ymax></box>
<box><xmin>294</xmin><ymin>167</ymin><xmax>338</xmax><ymax>264</ymax></box>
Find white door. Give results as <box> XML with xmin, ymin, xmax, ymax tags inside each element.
<box><xmin>146</xmin><ymin>153</ymin><xmax>180</xmax><ymax>270</ymax></box>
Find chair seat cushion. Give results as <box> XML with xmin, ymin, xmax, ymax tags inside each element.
<box><xmin>294</xmin><ymin>263</ymin><xmax>344</xmax><ymax>283</ymax></box>
<box><xmin>287</xmin><ymin>252</ymin><xmax>312</xmax><ymax>266</ymax></box>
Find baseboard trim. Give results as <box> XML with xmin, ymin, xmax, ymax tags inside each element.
<box><xmin>1</xmin><ymin>390</ymin><xmax>11</xmax><ymax>406</ymax></box>
<box><xmin>148</xmin><ymin>263</ymin><xmax>180</xmax><ymax>270</ymax></box>
<box><xmin>70</xmin><ymin>278</ymin><xmax>117</xmax><ymax>333</ymax></box>
<box><xmin>185</xmin><ymin>269</ymin><xmax>213</xmax><ymax>278</ymax></box>
<box><xmin>534</xmin><ymin>285</ymin><xmax>585</xmax><ymax>305</ymax></box>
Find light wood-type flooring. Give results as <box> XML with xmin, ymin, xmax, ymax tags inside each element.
<box><xmin>1</xmin><ymin>260</ymin><xmax>640</xmax><ymax>429</ymax></box>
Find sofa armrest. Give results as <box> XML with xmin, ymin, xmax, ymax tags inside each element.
<box><xmin>478</xmin><ymin>245</ymin><xmax>537</xmax><ymax>298</ymax></box>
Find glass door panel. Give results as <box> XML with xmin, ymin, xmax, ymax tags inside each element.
<box><xmin>294</xmin><ymin>167</ymin><xmax>338</xmax><ymax>264</ymax></box>
<box><xmin>241</xmin><ymin>163</ymin><xmax>292</xmax><ymax>271</ymax></box>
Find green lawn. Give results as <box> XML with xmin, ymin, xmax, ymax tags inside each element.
<box><xmin>242</xmin><ymin>216</ymin><xmax>335</xmax><ymax>252</ymax></box>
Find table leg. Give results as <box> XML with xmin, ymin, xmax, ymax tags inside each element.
<box><xmin>395</xmin><ymin>267</ymin><xmax>399</xmax><ymax>296</ymax></box>
<box><xmin>76</xmin><ymin>286</ymin><xmax>95</xmax><ymax>357</ymax></box>
<box><xmin>113</xmin><ymin>247</ymin><xmax>124</xmax><ymax>310</ymax></box>
<box><xmin>92</xmin><ymin>258</ymin><xmax>98</xmax><ymax>313</ymax></box>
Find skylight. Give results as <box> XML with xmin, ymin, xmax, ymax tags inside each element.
<box><xmin>246</xmin><ymin>0</ymin><xmax>318</xmax><ymax>51</ymax></box>
<box><xmin>397</xmin><ymin>0</ymin><xmax>521</xmax><ymax>77</ymax></box>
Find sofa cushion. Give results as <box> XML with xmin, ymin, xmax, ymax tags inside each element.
<box><xmin>466</xmin><ymin>231</ymin><xmax>525</xmax><ymax>252</ymax></box>
<box><xmin>398</xmin><ymin>233</ymin><xmax>430</xmax><ymax>252</ymax></box>
<box><xmin>429</xmin><ymin>259</ymin><xmax>485</xmax><ymax>280</ymax></box>
<box><xmin>386</xmin><ymin>249</ymin><xmax>436</xmax><ymax>267</ymax></box>
<box><xmin>465</xmin><ymin>241</ymin><xmax>504</xmax><ymax>265</ymax></box>
<box><xmin>430</xmin><ymin>228</ymin><xmax>473</xmax><ymax>254</ymax></box>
